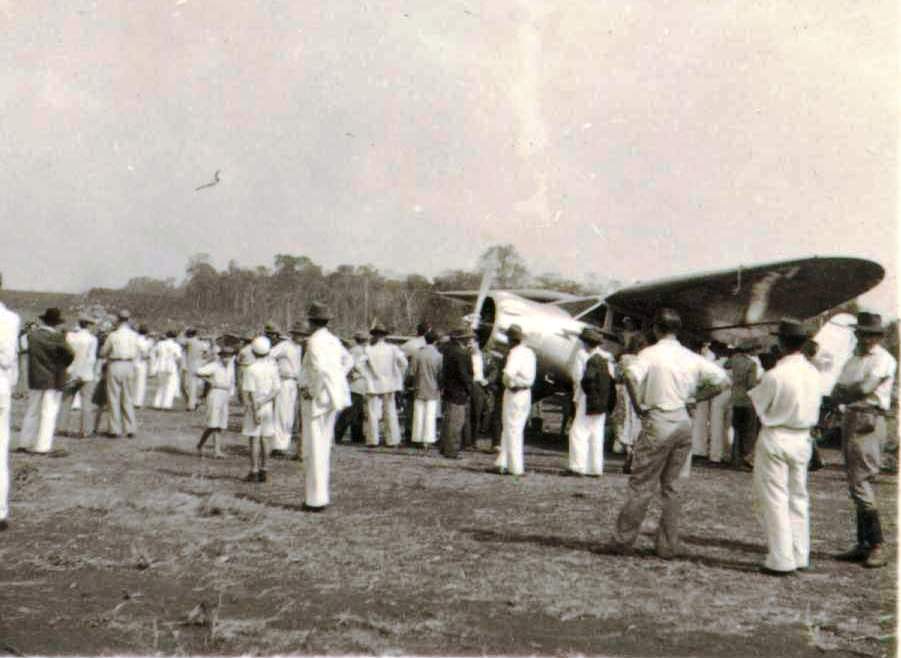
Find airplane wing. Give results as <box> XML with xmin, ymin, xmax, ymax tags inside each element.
<box><xmin>604</xmin><ymin>256</ymin><xmax>884</xmax><ymax>340</ymax></box>
<box><xmin>438</xmin><ymin>289</ymin><xmax>582</xmax><ymax>304</ymax></box>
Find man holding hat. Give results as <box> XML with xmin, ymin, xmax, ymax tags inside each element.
<box><xmin>363</xmin><ymin>322</ymin><xmax>408</xmax><ymax>447</ymax></box>
<box><xmin>0</xmin><ymin>281</ymin><xmax>20</xmax><ymax>529</ymax></box>
<box><xmin>335</xmin><ymin>330</ymin><xmax>370</xmax><ymax>443</ymax></box>
<box><xmin>612</xmin><ymin>308</ymin><xmax>727</xmax><ymax>558</ymax></box>
<box><xmin>58</xmin><ymin>314</ymin><xmax>98</xmax><ymax>438</ymax></box>
<box><xmin>832</xmin><ymin>312</ymin><xmax>897</xmax><ymax>568</ymax></box>
<box><xmin>99</xmin><ymin>310</ymin><xmax>140</xmax><ymax>438</ymax></box>
<box><xmin>17</xmin><ymin>308</ymin><xmax>74</xmax><ymax>454</ymax></box>
<box><xmin>747</xmin><ymin>319</ymin><xmax>823</xmax><ymax>575</ymax></box>
<box><xmin>299</xmin><ymin>302</ymin><xmax>353</xmax><ymax>510</ymax></box>
<box><xmin>567</xmin><ymin>326</ymin><xmax>615</xmax><ymax>476</ymax></box>
<box><xmin>495</xmin><ymin>324</ymin><xmax>536</xmax><ymax>475</ymax></box>
<box><xmin>440</xmin><ymin>326</ymin><xmax>474</xmax><ymax>459</ymax></box>
<box><xmin>270</xmin><ymin>322</ymin><xmax>302</xmax><ymax>457</ymax></box>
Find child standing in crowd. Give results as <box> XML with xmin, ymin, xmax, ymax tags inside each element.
<box><xmin>241</xmin><ymin>337</ymin><xmax>280</xmax><ymax>482</ymax></box>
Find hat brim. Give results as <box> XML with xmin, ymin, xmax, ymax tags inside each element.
<box><xmin>854</xmin><ymin>327</ymin><xmax>885</xmax><ymax>336</ymax></box>
<box><xmin>41</xmin><ymin>315</ymin><xmax>65</xmax><ymax>326</ymax></box>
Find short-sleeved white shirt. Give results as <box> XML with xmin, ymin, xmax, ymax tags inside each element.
<box><xmin>748</xmin><ymin>353</ymin><xmax>822</xmax><ymax>429</ymax></box>
<box><xmin>242</xmin><ymin>357</ymin><xmax>280</xmax><ymax>399</ymax></box>
<box><xmin>626</xmin><ymin>336</ymin><xmax>727</xmax><ymax>410</ymax></box>
<box><xmin>837</xmin><ymin>343</ymin><xmax>897</xmax><ymax>411</ymax></box>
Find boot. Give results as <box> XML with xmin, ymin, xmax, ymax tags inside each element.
<box><xmin>864</xmin><ymin>544</ymin><xmax>887</xmax><ymax>568</ymax></box>
<box><xmin>862</xmin><ymin>510</ymin><xmax>887</xmax><ymax>568</ymax></box>
<box><xmin>835</xmin><ymin>512</ymin><xmax>868</xmax><ymax>561</ymax></box>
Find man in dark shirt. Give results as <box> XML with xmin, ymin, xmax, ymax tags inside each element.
<box><xmin>439</xmin><ymin>327</ymin><xmax>474</xmax><ymax>459</ymax></box>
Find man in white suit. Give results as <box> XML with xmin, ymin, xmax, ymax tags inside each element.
<box><xmin>363</xmin><ymin>322</ymin><xmax>408</xmax><ymax>447</ymax></box>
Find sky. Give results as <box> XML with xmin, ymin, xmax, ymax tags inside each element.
<box><xmin>2</xmin><ymin>1</ymin><xmax>898</xmax><ymax>314</ymax></box>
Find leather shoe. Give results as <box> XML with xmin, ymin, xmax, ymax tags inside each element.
<box><xmin>302</xmin><ymin>503</ymin><xmax>327</xmax><ymax>513</ymax></box>
<box><xmin>759</xmin><ymin>566</ymin><xmax>795</xmax><ymax>577</ymax></box>
<box><xmin>244</xmin><ymin>472</ymin><xmax>259</xmax><ymax>482</ymax></box>
<box><xmin>863</xmin><ymin>545</ymin><xmax>887</xmax><ymax>568</ymax></box>
<box><xmin>835</xmin><ymin>545</ymin><xmax>869</xmax><ymax>562</ymax></box>
<box><xmin>257</xmin><ymin>470</ymin><xmax>268</xmax><ymax>483</ymax></box>
<box><xmin>0</xmin><ymin>520</ymin><xmax>8</xmax><ymax>531</ymax></box>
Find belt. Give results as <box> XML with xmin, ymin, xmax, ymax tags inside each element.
<box><xmin>769</xmin><ymin>425</ymin><xmax>812</xmax><ymax>432</ymax></box>
<box><xmin>508</xmin><ymin>386</ymin><xmax>529</xmax><ymax>392</ymax></box>
<box><xmin>281</xmin><ymin>377</ymin><xmax>298</xmax><ymax>381</ymax></box>
<box><xmin>210</xmin><ymin>385</ymin><xmax>231</xmax><ymax>391</ymax></box>
<box><xmin>108</xmin><ymin>358</ymin><xmax>134</xmax><ymax>362</ymax></box>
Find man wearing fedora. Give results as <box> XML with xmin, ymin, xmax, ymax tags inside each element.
<box><xmin>567</xmin><ymin>327</ymin><xmax>615</xmax><ymax>476</ymax></box>
<box><xmin>335</xmin><ymin>330</ymin><xmax>369</xmax><ymax>444</ymax></box>
<box><xmin>410</xmin><ymin>330</ymin><xmax>443</xmax><ymax>448</ymax></box>
<box><xmin>17</xmin><ymin>308</ymin><xmax>74</xmax><ymax>454</ymax></box>
<box><xmin>439</xmin><ymin>326</ymin><xmax>474</xmax><ymax>459</ymax></box>
<box><xmin>747</xmin><ymin>319</ymin><xmax>823</xmax><ymax>575</ymax></box>
<box><xmin>495</xmin><ymin>324</ymin><xmax>536</xmax><ymax>475</ymax></box>
<box><xmin>832</xmin><ymin>312</ymin><xmax>897</xmax><ymax>569</ymax></box>
<box><xmin>0</xmin><ymin>278</ymin><xmax>21</xmax><ymax>530</ymax></box>
<box><xmin>299</xmin><ymin>302</ymin><xmax>353</xmax><ymax>510</ymax></box>
<box><xmin>363</xmin><ymin>322</ymin><xmax>408</xmax><ymax>447</ymax></box>
<box><xmin>613</xmin><ymin>308</ymin><xmax>727</xmax><ymax>558</ymax></box>
<box><xmin>57</xmin><ymin>314</ymin><xmax>98</xmax><ymax>438</ymax></box>
<box><xmin>100</xmin><ymin>310</ymin><xmax>140</xmax><ymax>438</ymax></box>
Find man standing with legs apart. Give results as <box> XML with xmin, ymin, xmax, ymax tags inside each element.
<box><xmin>568</xmin><ymin>327</ymin><xmax>615</xmax><ymax>476</ymax></box>
<box><xmin>440</xmin><ymin>327</ymin><xmax>474</xmax><ymax>459</ymax></box>
<box><xmin>100</xmin><ymin>310</ymin><xmax>140</xmax><ymax>438</ymax></box>
<box><xmin>613</xmin><ymin>308</ymin><xmax>727</xmax><ymax>558</ymax></box>
<box><xmin>410</xmin><ymin>330</ymin><xmax>443</xmax><ymax>449</ymax></box>
<box><xmin>300</xmin><ymin>302</ymin><xmax>353</xmax><ymax>511</ymax></box>
<box><xmin>747</xmin><ymin>319</ymin><xmax>822</xmax><ymax>575</ymax></box>
<box><xmin>363</xmin><ymin>322</ymin><xmax>407</xmax><ymax>447</ymax></box>
<box><xmin>495</xmin><ymin>324</ymin><xmax>536</xmax><ymax>476</ymax></box>
<box><xmin>58</xmin><ymin>315</ymin><xmax>98</xmax><ymax>438</ymax></box>
<box><xmin>0</xmin><ymin>279</ymin><xmax>20</xmax><ymax>530</ymax></box>
<box><xmin>832</xmin><ymin>312</ymin><xmax>897</xmax><ymax>569</ymax></box>
<box><xmin>18</xmin><ymin>308</ymin><xmax>74</xmax><ymax>454</ymax></box>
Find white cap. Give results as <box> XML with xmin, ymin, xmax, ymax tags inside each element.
<box><xmin>251</xmin><ymin>336</ymin><xmax>271</xmax><ymax>356</ymax></box>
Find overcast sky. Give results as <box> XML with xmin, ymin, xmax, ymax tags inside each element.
<box><xmin>3</xmin><ymin>1</ymin><xmax>897</xmax><ymax>313</ymax></box>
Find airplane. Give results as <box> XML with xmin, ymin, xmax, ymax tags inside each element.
<box><xmin>440</xmin><ymin>256</ymin><xmax>885</xmax><ymax>402</ymax></box>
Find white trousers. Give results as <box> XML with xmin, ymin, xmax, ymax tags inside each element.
<box><xmin>272</xmin><ymin>381</ymin><xmax>297</xmax><ymax>451</ymax></box>
<box><xmin>153</xmin><ymin>371</ymin><xmax>179</xmax><ymax>409</ymax></box>
<box><xmin>568</xmin><ymin>395</ymin><xmax>605</xmax><ymax>475</ymax></box>
<box><xmin>496</xmin><ymin>389</ymin><xmax>530</xmax><ymax>475</ymax></box>
<box><xmin>752</xmin><ymin>427</ymin><xmax>812</xmax><ymax>572</ymax></box>
<box><xmin>366</xmin><ymin>393</ymin><xmax>400</xmax><ymax>446</ymax></box>
<box><xmin>411</xmin><ymin>399</ymin><xmax>438</xmax><ymax>444</ymax></box>
<box><xmin>19</xmin><ymin>389</ymin><xmax>62</xmax><ymax>453</ymax></box>
<box><xmin>619</xmin><ymin>387</ymin><xmax>642</xmax><ymax>448</ymax></box>
<box><xmin>303</xmin><ymin>409</ymin><xmax>336</xmax><ymax>507</ymax></box>
<box><xmin>709</xmin><ymin>387</ymin><xmax>733</xmax><ymax>462</ymax></box>
<box><xmin>134</xmin><ymin>361</ymin><xmax>148</xmax><ymax>407</ymax></box>
<box><xmin>0</xmin><ymin>392</ymin><xmax>10</xmax><ymax>520</ymax></box>
<box><xmin>107</xmin><ymin>361</ymin><xmax>136</xmax><ymax>436</ymax></box>
<box><xmin>185</xmin><ymin>372</ymin><xmax>201</xmax><ymax>409</ymax></box>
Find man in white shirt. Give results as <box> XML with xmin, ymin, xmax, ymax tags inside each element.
<box><xmin>613</xmin><ymin>308</ymin><xmax>727</xmax><ymax>559</ymax></box>
<box><xmin>495</xmin><ymin>324</ymin><xmax>536</xmax><ymax>476</ymax></box>
<box><xmin>832</xmin><ymin>312</ymin><xmax>897</xmax><ymax>569</ymax></box>
<box><xmin>100</xmin><ymin>310</ymin><xmax>140</xmax><ymax>438</ymax></box>
<box><xmin>567</xmin><ymin>327</ymin><xmax>615</xmax><ymax>476</ymax></box>
<box><xmin>151</xmin><ymin>331</ymin><xmax>183</xmax><ymax>409</ymax></box>
<box><xmin>300</xmin><ymin>303</ymin><xmax>353</xmax><ymax>510</ymax></box>
<box><xmin>58</xmin><ymin>315</ymin><xmax>98</xmax><ymax>438</ymax></box>
<box><xmin>0</xmin><ymin>282</ymin><xmax>20</xmax><ymax>531</ymax></box>
<box><xmin>363</xmin><ymin>322</ymin><xmax>408</xmax><ymax>447</ymax></box>
<box><xmin>269</xmin><ymin>323</ymin><xmax>302</xmax><ymax>457</ymax></box>
<box><xmin>133</xmin><ymin>325</ymin><xmax>153</xmax><ymax>408</ymax></box>
<box><xmin>748</xmin><ymin>319</ymin><xmax>822</xmax><ymax>575</ymax></box>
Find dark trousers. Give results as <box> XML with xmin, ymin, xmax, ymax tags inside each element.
<box><xmin>403</xmin><ymin>390</ymin><xmax>415</xmax><ymax>440</ymax></box>
<box><xmin>731</xmin><ymin>405</ymin><xmax>759</xmax><ymax>464</ymax></box>
<box><xmin>335</xmin><ymin>393</ymin><xmax>365</xmax><ymax>443</ymax></box>
<box><xmin>462</xmin><ymin>384</ymin><xmax>486</xmax><ymax>447</ymax></box>
<box><xmin>489</xmin><ymin>387</ymin><xmax>503</xmax><ymax>447</ymax></box>
<box><xmin>440</xmin><ymin>401</ymin><xmax>468</xmax><ymax>458</ymax></box>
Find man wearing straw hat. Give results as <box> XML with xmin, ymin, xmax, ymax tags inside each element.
<box><xmin>363</xmin><ymin>321</ymin><xmax>408</xmax><ymax>447</ymax></box>
<box><xmin>747</xmin><ymin>319</ymin><xmax>822</xmax><ymax>575</ymax></box>
<box><xmin>299</xmin><ymin>302</ymin><xmax>353</xmax><ymax>511</ymax></box>
<box><xmin>17</xmin><ymin>307</ymin><xmax>74</xmax><ymax>454</ymax></box>
<box><xmin>832</xmin><ymin>312</ymin><xmax>897</xmax><ymax>569</ymax></box>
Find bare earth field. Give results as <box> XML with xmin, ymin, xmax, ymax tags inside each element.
<box><xmin>0</xmin><ymin>393</ymin><xmax>896</xmax><ymax>657</ymax></box>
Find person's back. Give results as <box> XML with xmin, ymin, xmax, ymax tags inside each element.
<box><xmin>365</xmin><ymin>340</ymin><xmax>406</xmax><ymax>394</ymax></box>
<box><xmin>66</xmin><ymin>328</ymin><xmax>97</xmax><ymax>383</ymax></box>
<box><xmin>412</xmin><ymin>343</ymin><xmax>442</xmax><ymax>401</ymax></box>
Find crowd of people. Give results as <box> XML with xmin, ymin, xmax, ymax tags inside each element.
<box><xmin>0</xmin><ymin>282</ymin><xmax>895</xmax><ymax>575</ymax></box>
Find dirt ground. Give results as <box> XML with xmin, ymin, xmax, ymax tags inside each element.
<box><xmin>0</xmin><ymin>394</ymin><xmax>896</xmax><ymax>658</ymax></box>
